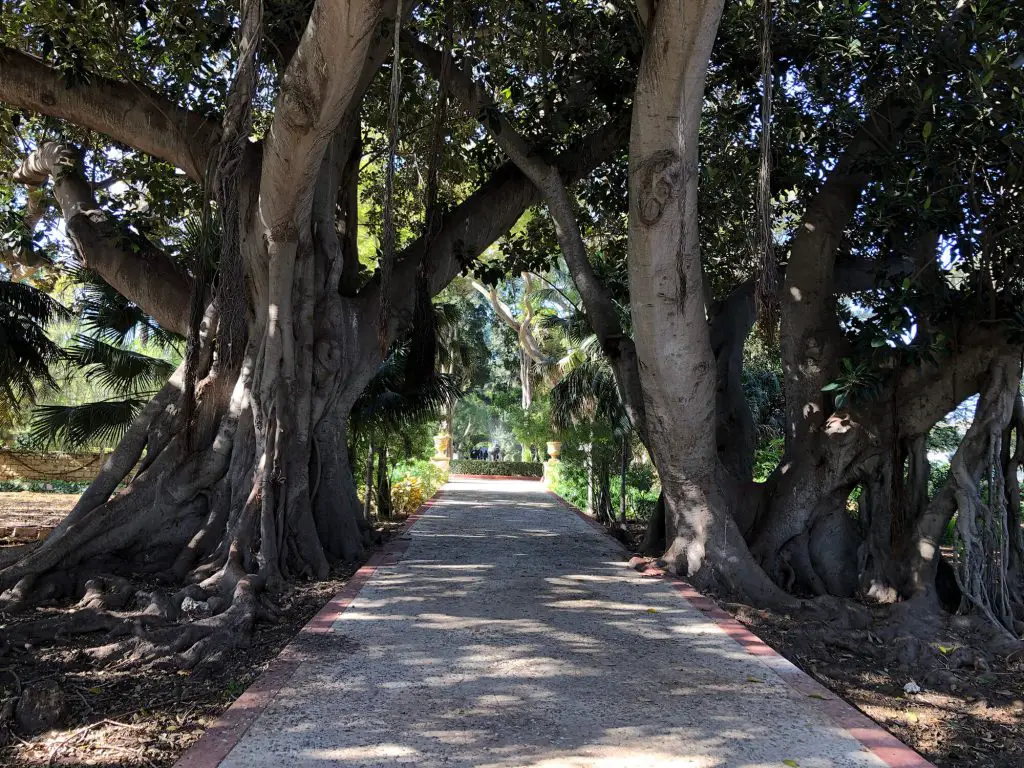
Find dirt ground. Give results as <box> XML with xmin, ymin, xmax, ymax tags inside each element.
<box><xmin>0</xmin><ymin>493</ymin><xmax>79</xmax><ymax>534</ymax></box>
<box><xmin>727</xmin><ymin>603</ymin><xmax>1024</xmax><ymax>768</ymax></box>
<box><xmin>615</xmin><ymin>520</ymin><xmax>1024</xmax><ymax>768</ymax></box>
<box><xmin>0</xmin><ymin>520</ymin><xmax>408</xmax><ymax>768</ymax></box>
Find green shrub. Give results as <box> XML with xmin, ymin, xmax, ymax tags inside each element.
<box><xmin>0</xmin><ymin>479</ymin><xmax>89</xmax><ymax>493</ymax></box>
<box><xmin>550</xmin><ymin>455</ymin><xmax>660</xmax><ymax>521</ymax></box>
<box><xmin>389</xmin><ymin>459</ymin><xmax>448</xmax><ymax>515</ymax></box>
<box><xmin>450</xmin><ymin>460</ymin><xmax>543</xmax><ymax>477</ymax></box>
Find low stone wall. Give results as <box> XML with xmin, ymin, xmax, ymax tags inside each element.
<box><xmin>0</xmin><ymin>450</ymin><xmax>107</xmax><ymax>482</ymax></box>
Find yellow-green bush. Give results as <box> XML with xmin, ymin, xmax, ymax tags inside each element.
<box><xmin>390</xmin><ymin>460</ymin><xmax>448</xmax><ymax>515</ymax></box>
<box><xmin>391</xmin><ymin>476</ymin><xmax>427</xmax><ymax>515</ymax></box>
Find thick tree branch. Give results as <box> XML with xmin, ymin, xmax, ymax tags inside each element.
<box><xmin>14</xmin><ymin>143</ymin><xmax>193</xmax><ymax>335</ymax></box>
<box><xmin>367</xmin><ymin>112</ymin><xmax>628</xmax><ymax>301</ymax></box>
<box><xmin>407</xmin><ymin>35</ymin><xmax>647</xmax><ymax>436</ymax></box>
<box><xmin>471</xmin><ymin>279</ymin><xmax>553</xmax><ymax>365</ymax></box>
<box><xmin>258</xmin><ymin>0</ymin><xmax>385</xmax><ymax>234</ymax></box>
<box><xmin>351</xmin><ymin>114</ymin><xmax>627</xmax><ymax>387</ymax></box>
<box><xmin>779</xmin><ymin>10</ymin><xmax>965</xmax><ymax>449</ymax></box>
<box><xmin>0</xmin><ymin>47</ymin><xmax>219</xmax><ymax>181</ymax></box>
<box><xmin>780</xmin><ymin>89</ymin><xmax>923</xmax><ymax>448</ymax></box>
<box><xmin>312</xmin><ymin>15</ymin><xmax>403</xmax><ymax>295</ymax></box>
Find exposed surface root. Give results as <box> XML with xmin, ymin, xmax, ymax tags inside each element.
<box><xmin>0</xmin><ymin>559</ymin><xmax>366</xmax><ymax>765</ymax></box>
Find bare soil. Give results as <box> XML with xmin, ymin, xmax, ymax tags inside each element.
<box><xmin>616</xmin><ymin>521</ymin><xmax>1024</xmax><ymax>768</ymax></box>
<box><xmin>725</xmin><ymin>603</ymin><xmax>1024</xmax><ymax>768</ymax></box>
<box><xmin>0</xmin><ymin>519</ymin><xmax>408</xmax><ymax>768</ymax></box>
<box><xmin>0</xmin><ymin>493</ymin><xmax>79</xmax><ymax>538</ymax></box>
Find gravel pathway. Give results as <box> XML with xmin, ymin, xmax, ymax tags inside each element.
<box><xmin>214</xmin><ymin>478</ymin><xmax>908</xmax><ymax>767</ymax></box>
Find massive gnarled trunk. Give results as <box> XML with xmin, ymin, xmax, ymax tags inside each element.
<box><xmin>905</xmin><ymin>357</ymin><xmax>1024</xmax><ymax>630</ymax></box>
<box><xmin>0</xmin><ymin>0</ymin><xmax>627</xmax><ymax>665</ymax></box>
<box><xmin>0</xmin><ymin>0</ymin><xmax>389</xmax><ymax>665</ymax></box>
<box><xmin>624</xmin><ymin>0</ymin><xmax>791</xmax><ymax>605</ymax></box>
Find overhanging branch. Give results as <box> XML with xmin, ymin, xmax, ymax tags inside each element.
<box><xmin>14</xmin><ymin>143</ymin><xmax>194</xmax><ymax>335</ymax></box>
<box><xmin>0</xmin><ymin>47</ymin><xmax>219</xmax><ymax>181</ymax></box>
<box><xmin>407</xmin><ymin>34</ymin><xmax>646</xmax><ymax>436</ymax></box>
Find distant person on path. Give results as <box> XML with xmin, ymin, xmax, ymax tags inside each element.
<box><xmin>492</xmin><ymin>443</ymin><xmax>502</xmax><ymax>462</ymax></box>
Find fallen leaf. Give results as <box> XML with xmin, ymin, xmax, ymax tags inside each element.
<box><xmin>747</xmin><ymin>676</ymin><xmax>763</xmax><ymax>683</ymax></box>
<box><xmin>783</xmin><ymin>760</ymin><xmax>799</xmax><ymax>767</ymax></box>
<box><xmin>906</xmin><ymin>711</ymin><xmax>919</xmax><ymax>723</ymax></box>
<box><xmin>807</xmin><ymin>693</ymin><xmax>828</xmax><ymax>700</ymax></box>
<box><xmin>646</xmin><ymin>608</ymin><xmax>657</xmax><ymax>614</ymax></box>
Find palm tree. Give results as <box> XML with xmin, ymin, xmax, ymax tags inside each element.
<box><xmin>349</xmin><ymin>342</ymin><xmax>461</xmax><ymax>518</ymax></box>
<box><xmin>433</xmin><ymin>292</ymin><xmax>490</xmax><ymax>457</ymax></box>
<box><xmin>544</xmin><ymin>296</ymin><xmax>633</xmax><ymax>526</ymax></box>
<box><xmin>28</xmin><ymin>268</ymin><xmax>179</xmax><ymax>449</ymax></box>
<box><xmin>0</xmin><ymin>277</ymin><xmax>69</xmax><ymax>438</ymax></box>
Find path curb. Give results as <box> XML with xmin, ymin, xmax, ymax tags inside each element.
<box><xmin>172</xmin><ymin>492</ymin><xmax>444</xmax><ymax>768</ymax></box>
<box><xmin>543</xmin><ymin>488</ymin><xmax>934</xmax><ymax>768</ymax></box>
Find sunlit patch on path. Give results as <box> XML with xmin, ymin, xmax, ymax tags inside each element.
<box><xmin>178</xmin><ymin>477</ymin><xmax>930</xmax><ymax>768</ymax></box>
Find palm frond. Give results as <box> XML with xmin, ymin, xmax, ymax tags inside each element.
<box><xmin>65</xmin><ymin>334</ymin><xmax>175</xmax><ymax>394</ymax></box>
<box><xmin>0</xmin><ymin>280</ymin><xmax>68</xmax><ymax>412</ymax></box>
<box><xmin>550</xmin><ymin>358</ymin><xmax>626</xmax><ymax>434</ymax></box>
<box><xmin>69</xmin><ymin>267</ymin><xmax>180</xmax><ymax>347</ymax></box>
<box><xmin>28</xmin><ymin>397</ymin><xmax>149</xmax><ymax>449</ymax></box>
<box><xmin>538</xmin><ymin>311</ymin><xmax>592</xmax><ymax>347</ymax></box>
<box><xmin>0</xmin><ymin>280</ymin><xmax>71</xmax><ymax>326</ymax></box>
<box><xmin>350</xmin><ymin>344</ymin><xmax>463</xmax><ymax>436</ymax></box>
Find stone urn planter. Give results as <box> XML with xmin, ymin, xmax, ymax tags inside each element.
<box><xmin>432</xmin><ymin>434</ymin><xmax>450</xmax><ymax>458</ymax></box>
<box><xmin>546</xmin><ymin>441</ymin><xmax>562</xmax><ymax>461</ymax></box>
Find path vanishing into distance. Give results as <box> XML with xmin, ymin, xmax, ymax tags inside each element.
<box><xmin>176</xmin><ymin>478</ymin><xmax>931</xmax><ymax>768</ymax></box>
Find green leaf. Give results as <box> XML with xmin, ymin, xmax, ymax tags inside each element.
<box><xmin>784</xmin><ymin>760</ymin><xmax>800</xmax><ymax>767</ymax></box>
<box><xmin>820</xmin><ymin>382</ymin><xmax>841</xmax><ymax>392</ymax></box>
<box><xmin>922</xmin><ymin>121</ymin><xmax>933</xmax><ymax>141</ymax></box>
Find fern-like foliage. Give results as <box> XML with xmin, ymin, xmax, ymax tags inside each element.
<box><xmin>550</xmin><ymin>357</ymin><xmax>628</xmax><ymax>436</ymax></box>
<box><xmin>29</xmin><ymin>397</ymin><xmax>148</xmax><ymax>449</ymax></box>
<box><xmin>69</xmin><ymin>266</ymin><xmax>180</xmax><ymax>348</ymax></box>
<box><xmin>350</xmin><ymin>345</ymin><xmax>463</xmax><ymax>437</ymax></box>
<box><xmin>64</xmin><ymin>334</ymin><xmax>175</xmax><ymax>395</ymax></box>
<box><xmin>0</xmin><ymin>279</ymin><xmax>69</xmax><ymax>419</ymax></box>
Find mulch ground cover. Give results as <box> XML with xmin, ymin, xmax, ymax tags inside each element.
<box><xmin>617</xmin><ymin>521</ymin><xmax>1024</xmax><ymax>768</ymax></box>
<box><xmin>0</xmin><ymin>520</ymin><xmax>407</xmax><ymax>767</ymax></box>
<box><xmin>729</xmin><ymin>603</ymin><xmax>1024</xmax><ymax>768</ymax></box>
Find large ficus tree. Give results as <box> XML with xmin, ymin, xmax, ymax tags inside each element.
<box><xmin>0</xmin><ymin>0</ymin><xmax>1022</xmax><ymax>665</ymax></box>
<box><xmin>0</xmin><ymin>0</ymin><xmax>627</xmax><ymax>663</ymax></box>
<box><xmin>412</xmin><ymin>0</ymin><xmax>1024</xmax><ymax>626</ymax></box>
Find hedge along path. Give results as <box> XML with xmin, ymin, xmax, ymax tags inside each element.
<box><xmin>180</xmin><ymin>477</ymin><xmax>930</xmax><ymax>768</ymax></box>
<box><xmin>449</xmin><ymin>459</ymin><xmax>544</xmax><ymax>477</ymax></box>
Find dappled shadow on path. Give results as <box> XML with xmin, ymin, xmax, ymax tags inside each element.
<box><xmin>220</xmin><ymin>479</ymin><xmax>886</xmax><ymax>768</ymax></box>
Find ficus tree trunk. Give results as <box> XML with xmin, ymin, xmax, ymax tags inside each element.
<box><xmin>623</xmin><ymin>0</ymin><xmax>794</xmax><ymax>606</ymax></box>
<box><xmin>0</xmin><ymin>0</ymin><xmax>625</xmax><ymax>666</ymax></box>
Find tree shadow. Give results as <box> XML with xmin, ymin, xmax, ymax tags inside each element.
<box><xmin>216</xmin><ymin>480</ymin><xmax>892</xmax><ymax>767</ymax></box>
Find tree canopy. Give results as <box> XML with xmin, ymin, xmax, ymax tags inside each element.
<box><xmin>0</xmin><ymin>0</ymin><xmax>1022</xmax><ymax>665</ymax></box>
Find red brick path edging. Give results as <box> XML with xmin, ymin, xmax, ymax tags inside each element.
<box><xmin>171</xmin><ymin>492</ymin><xmax>443</xmax><ymax>768</ymax></box>
<box><xmin>544</xmin><ymin>489</ymin><xmax>934</xmax><ymax>768</ymax></box>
